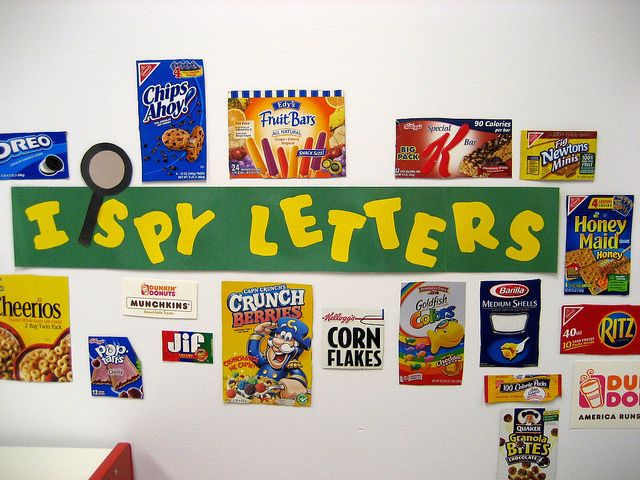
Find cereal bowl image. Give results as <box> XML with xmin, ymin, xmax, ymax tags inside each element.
<box><xmin>0</xmin><ymin>322</ymin><xmax>24</xmax><ymax>380</ymax></box>
<box><xmin>14</xmin><ymin>329</ymin><xmax>72</xmax><ymax>382</ymax></box>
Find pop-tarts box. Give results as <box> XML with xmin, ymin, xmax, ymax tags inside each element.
<box><xmin>136</xmin><ymin>59</ymin><xmax>206</xmax><ymax>182</ymax></box>
<box><xmin>0</xmin><ymin>131</ymin><xmax>68</xmax><ymax>180</ymax></box>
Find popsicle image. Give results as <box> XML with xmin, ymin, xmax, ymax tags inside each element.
<box><xmin>310</xmin><ymin>131</ymin><xmax>327</xmax><ymax>173</ymax></box>
<box><xmin>298</xmin><ymin>137</ymin><xmax>314</xmax><ymax>177</ymax></box>
<box><xmin>288</xmin><ymin>146</ymin><xmax>299</xmax><ymax>178</ymax></box>
<box><xmin>246</xmin><ymin>137</ymin><xmax>267</xmax><ymax>175</ymax></box>
<box><xmin>261</xmin><ymin>137</ymin><xmax>279</xmax><ymax>177</ymax></box>
<box><xmin>276</xmin><ymin>147</ymin><xmax>288</xmax><ymax>178</ymax></box>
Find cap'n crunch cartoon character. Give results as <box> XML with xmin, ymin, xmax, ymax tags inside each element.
<box><xmin>248</xmin><ymin>317</ymin><xmax>311</xmax><ymax>399</ymax></box>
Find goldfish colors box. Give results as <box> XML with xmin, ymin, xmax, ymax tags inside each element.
<box><xmin>228</xmin><ymin>90</ymin><xmax>346</xmax><ymax>178</ymax></box>
<box><xmin>564</xmin><ymin>195</ymin><xmax>633</xmax><ymax>295</ymax></box>
<box><xmin>221</xmin><ymin>281</ymin><xmax>313</xmax><ymax>406</ymax></box>
<box><xmin>136</xmin><ymin>59</ymin><xmax>206</xmax><ymax>181</ymax></box>
<box><xmin>399</xmin><ymin>282</ymin><xmax>465</xmax><ymax>386</ymax></box>
<box><xmin>395</xmin><ymin>118</ymin><xmax>512</xmax><ymax>178</ymax></box>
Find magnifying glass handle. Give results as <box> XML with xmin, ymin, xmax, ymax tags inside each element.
<box><xmin>78</xmin><ymin>192</ymin><xmax>104</xmax><ymax>246</ymax></box>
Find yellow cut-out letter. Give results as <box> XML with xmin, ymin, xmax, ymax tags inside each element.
<box><xmin>24</xmin><ymin>201</ymin><xmax>69</xmax><ymax>250</ymax></box>
<box><xmin>363</xmin><ymin>197</ymin><xmax>401</xmax><ymax>250</ymax></box>
<box><xmin>452</xmin><ymin>202</ymin><xmax>499</xmax><ymax>252</ymax></box>
<box><xmin>506</xmin><ymin>210</ymin><xmax>544</xmax><ymax>262</ymax></box>
<box><xmin>133</xmin><ymin>211</ymin><xmax>173</xmax><ymax>264</ymax></box>
<box><xmin>405</xmin><ymin>212</ymin><xmax>446</xmax><ymax>268</ymax></box>
<box><xmin>327</xmin><ymin>210</ymin><xmax>366</xmax><ymax>263</ymax></box>
<box><xmin>94</xmin><ymin>199</ymin><xmax>128</xmax><ymax>248</ymax></box>
<box><xmin>250</xmin><ymin>205</ymin><xmax>278</xmax><ymax>256</ymax></box>
<box><xmin>176</xmin><ymin>203</ymin><xmax>215</xmax><ymax>256</ymax></box>
<box><xmin>279</xmin><ymin>194</ymin><xmax>323</xmax><ymax>248</ymax></box>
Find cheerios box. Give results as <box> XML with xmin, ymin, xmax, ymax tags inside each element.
<box><xmin>136</xmin><ymin>59</ymin><xmax>206</xmax><ymax>182</ymax></box>
<box><xmin>0</xmin><ymin>275</ymin><xmax>71</xmax><ymax>382</ymax></box>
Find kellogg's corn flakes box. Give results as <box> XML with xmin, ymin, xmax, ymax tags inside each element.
<box><xmin>221</xmin><ymin>281</ymin><xmax>312</xmax><ymax>406</ymax></box>
<box><xmin>228</xmin><ymin>90</ymin><xmax>346</xmax><ymax>178</ymax></box>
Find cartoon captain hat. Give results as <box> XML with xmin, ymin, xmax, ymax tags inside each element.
<box><xmin>274</xmin><ymin>317</ymin><xmax>312</xmax><ymax>350</ymax></box>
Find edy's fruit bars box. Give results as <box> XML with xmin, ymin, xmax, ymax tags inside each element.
<box><xmin>520</xmin><ymin>130</ymin><xmax>597</xmax><ymax>181</ymax></box>
<box><xmin>565</xmin><ymin>195</ymin><xmax>633</xmax><ymax>295</ymax></box>
<box><xmin>0</xmin><ymin>132</ymin><xmax>68</xmax><ymax>180</ymax></box>
<box><xmin>136</xmin><ymin>60</ymin><xmax>206</xmax><ymax>181</ymax></box>
<box><xmin>395</xmin><ymin>118</ymin><xmax>512</xmax><ymax>178</ymax></box>
<box><xmin>228</xmin><ymin>89</ymin><xmax>346</xmax><ymax>178</ymax></box>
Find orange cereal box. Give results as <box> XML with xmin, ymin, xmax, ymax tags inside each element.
<box><xmin>221</xmin><ymin>281</ymin><xmax>312</xmax><ymax>406</ymax></box>
<box><xmin>228</xmin><ymin>90</ymin><xmax>345</xmax><ymax>179</ymax></box>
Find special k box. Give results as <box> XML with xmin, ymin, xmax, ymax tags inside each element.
<box><xmin>395</xmin><ymin>118</ymin><xmax>512</xmax><ymax>178</ymax></box>
<box><xmin>228</xmin><ymin>90</ymin><xmax>346</xmax><ymax>179</ymax></box>
<box><xmin>561</xmin><ymin>305</ymin><xmax>640</xmax><ymax>355</ymax></box>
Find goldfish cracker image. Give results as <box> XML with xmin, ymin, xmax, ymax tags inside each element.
<box><xmin>399</xmin><ymin>282</ymin><xmax>465</xmax><ymax>386</ymax></box>
<box><xmin>221</xmin><ymin>281</ymin><xmax>312</xmax><ymax>407</ymax></box>
<box><xmin>228</xmin><ymin>90</ymin><xmax>346</xmax><ymax>178</ymax></box>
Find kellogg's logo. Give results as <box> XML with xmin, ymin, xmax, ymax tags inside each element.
<box><xmin>598</xmin><ymin>312</ymin><xmax>636</xmax><ymax>349</ymax></box>
<box><xmin>490</xmin><ymin>283</ymin><xmax>529</xmax><ymax>298</ymax></box>
<box><xmin>403</xmin><ymin>123</ymin><xmax>423</xmax><ymax>131</ymax></box>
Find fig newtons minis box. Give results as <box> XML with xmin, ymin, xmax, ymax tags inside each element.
<box><xmin>520</xmin><ymin>130</ymin><xmax>597</xmax><ymax>181</ymax></box>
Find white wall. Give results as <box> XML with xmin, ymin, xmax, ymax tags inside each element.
<box><xmin>1</xmin><ymin>1</ymin><xmax>639</xmax><ymax>478</ymax></box>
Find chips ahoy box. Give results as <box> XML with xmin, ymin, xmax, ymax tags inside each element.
<box><xmin>0</xmin><ymin>131</ymin><xmax>68</xmax><ymax>180</ymax></box>
<box><xmin>136</xmin><ymin>59</ymin><xmax>206</xmax><ymax>181</ymax></box>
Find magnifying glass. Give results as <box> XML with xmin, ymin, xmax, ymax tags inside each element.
<box><xmin>78</xmin><ymin>143</ymin><xmax>132</xmax><ymax>246</ymax></box>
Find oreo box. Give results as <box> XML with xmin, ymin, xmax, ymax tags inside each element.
<box><xmin>136</xmin><ymin>59</ymin><xmax>206</xmax><ymax>182</ymax></box>
<box><xmin>480</xmin><ymin>280</ymin><xmax>541</xmax><ymax>368</ymax></box>
<box><xmin>0</xmin><ymin>132</ymin><xmax>68</xmax><ymax>180</ymax></box>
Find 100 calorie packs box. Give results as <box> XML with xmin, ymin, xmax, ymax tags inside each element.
<box><xmin>136</xmin><ymin>60</ymin><xmax>206</xmax><ymax>181</ymax></box>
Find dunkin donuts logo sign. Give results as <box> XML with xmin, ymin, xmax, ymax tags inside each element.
<box><xmin>572</xmin><ymin>361</ymin><xmax>640</xmax><ymax>428</ymax></box>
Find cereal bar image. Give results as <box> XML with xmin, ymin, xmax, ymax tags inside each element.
<box><xmin>459</xmin><ymin>134</ymin><xmax>512</xmax><ymax>177</ymax></box>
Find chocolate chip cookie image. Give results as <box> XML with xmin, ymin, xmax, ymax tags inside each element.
<box><xmin>186</xmin><ymin>125</ymin><xmax>205</xmax><ymax>162</ymax></box>
<box><xmin>162</xmin><ymin>128</ymin><xmax>190</xmax><ymax>151</ymax></box>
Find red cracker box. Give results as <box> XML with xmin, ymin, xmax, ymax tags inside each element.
<box><xmin>395</xmin><ymin>118</ymin><xmax>512</xmax><ymax>179</ymax></box>
<box><xmin>561</xmin><ymin>305</ymin><xmax>640</xmax><ymax>355</ymax></box>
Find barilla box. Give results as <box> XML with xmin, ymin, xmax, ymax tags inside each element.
<box><xmin>520</xmin><ymin>130</ymin><xmax>597</xmax><ymax>181</ymax></box>
<box><xmin>561</xmin><ymin>305</ymin><xmax>640</xmax><ymax>354</ymax></box>
<box><xmin>228</xmin><ymin>89</ymin><xmax>346</xmax><ymax>179</ymax></box>
<box><xmin>565</xmin><ymin>195</ymin><xmax>633</xmax><ymax>295</ymax></box>
<box><xmin>399</xmin><ymin>282</ymin><xmax>465</xmax><ymax>386</ymax></box>
<box><xmin>480</xmin><ymin>280</ymin><xmax>541</xmax><ymax>368</ymax></box>
<box><xmin>395</xmin><ymin>118</ymin><xmax>512</xmax><ymax>178</ymax></box>
<box><xmin>136</xmin><ymin>60</ymin><xmax>206</xmax><ymax>182</ymax></box>
<box><xmin>0</xmin><ymin>132</ymin><xmax>68</xmax><ymax>180</ymax></box>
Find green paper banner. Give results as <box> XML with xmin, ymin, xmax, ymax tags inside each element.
<box><xmin>12</xmin><ymin>187</ymin><xmax>558</xmax><ymax>272</ymax></box>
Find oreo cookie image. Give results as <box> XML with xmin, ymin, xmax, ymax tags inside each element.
<box><xmin>39</xmin><ymin>155</ymin><xmax>64</xmax><ymax>176</ymax></box>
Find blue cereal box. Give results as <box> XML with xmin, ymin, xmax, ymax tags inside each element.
<box><xmin>565</xmin><ymin>195</ymin><xmax>633</xmax><ymax>295</ymax></box>
<box><xmin>89</xmin><ymin>336</ymin><xmax>143</xmax><ymax>399</ymax></box>
<box><xmin>136</xmin><ymin>60</ymin><xmax>206</xmax><ymax>182</ymax></box>
<box><xmin>0</xmin><ymin>131</ymin><xmax>68</xmax><ymax>180</ymax></box>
